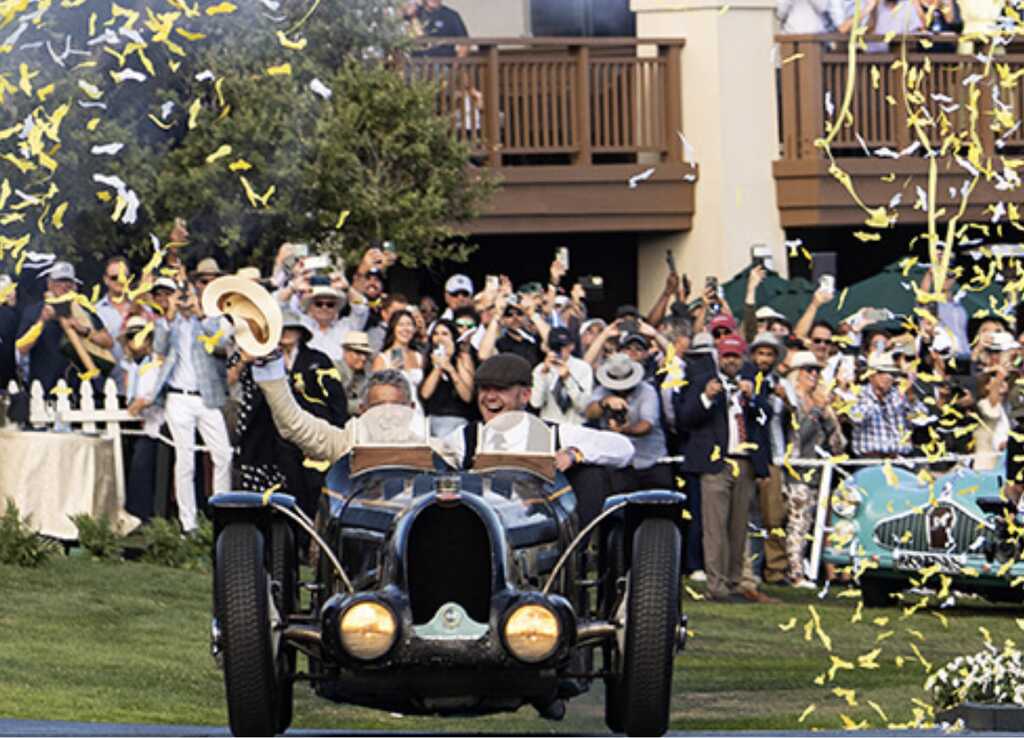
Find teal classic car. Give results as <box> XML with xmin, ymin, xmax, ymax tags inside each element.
<box><xmin>822</xmin><ymin>459</ymin><xmax>1024</xmax><ymax>607</ymax></box>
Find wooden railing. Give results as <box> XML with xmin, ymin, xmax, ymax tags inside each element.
<box><xmin>406</xmin><ymin>37</ymin><xmax>685</xmax><ymax>166</ymax></box>
<box><xmin>777</xmin><ymin>34</ymin><xmax>1024</xmax><ymax>159</ymax></box>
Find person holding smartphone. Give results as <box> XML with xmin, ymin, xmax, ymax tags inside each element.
<box><xmin>372</xmin><ymin>309</ymin><xmax>425</xmax><ymax>412</ymax></box>
<box><xmin>420</xmin><ymin>319</ymin><xmax>477</xmax><ymax>436</ymax></box>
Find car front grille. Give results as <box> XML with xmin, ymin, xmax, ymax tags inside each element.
<box><xmin>873</xmin><ymin>503</ymin><xmax>987</xmax><ymax>553</ymax></box>
<box><xmin>406</xmin><ymin>503</ymin><xmax>492</xmax><ymax>625</ymax></box>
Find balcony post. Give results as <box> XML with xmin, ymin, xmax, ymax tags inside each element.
<box><xmin>797</xmin><ymin>40</ymin><xmax>825</xmax><ymax>158</ymax></box>
<box><xmin>663</xmin><ymin>42</ymin><xmax>684</xmax><ymax>162</ymax></box>
<box><xmin>778</xmin><ymin>38</ymin><xmax>800</xmax><ymax>160</ymax></box>
<box><xmin>484</xmin><ymin>44</ymin><xmax>502</xmax><ymax>167</ymax></box>
<box><xmin>572</xmin><ymin>44</ymin><xmax>592</xmax><ymax>166</ymax></box>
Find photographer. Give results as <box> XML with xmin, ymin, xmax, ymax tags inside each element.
<box><xmin>585</xmin><ymin>353</ymin><xmax>672</xmax><ymax>493</ymax></box>
<box><xmin>531</xmin><ymin>327</ymin><xmax>593</xmax><ymax>425</ymax></box>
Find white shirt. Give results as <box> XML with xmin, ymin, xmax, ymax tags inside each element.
<box><xmin>301</xmin><ymin>305</ymin><xmax>369</xmax><ymax>362</ymax></box>
<box><xmin>126</xmin><ymin>356</ymin><xmax>165</xmax><ymax>438</ymax></box>
<box><xmin>530</xmin><ymin>356</ymin><xmax>593</xmax><ymax>425</ymax></box>
<box><xmin>168</xmin><ymin>317</ymin><xmax>198</xmax><ymax>391</ymax></box>
<box><xmin>700</xmin><ymin>374</ymin><xmax>748</xmax><ymax>456</ymax></box>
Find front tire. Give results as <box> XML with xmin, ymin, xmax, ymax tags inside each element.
<box><xmin>215</xmin><ymin>523</ymin><xmax>280</xmax><ymax>737</ymax></box>
<box><xmin>605</xmin><ymin>518</ymin><xmax>681</xmax><ymax>736</ymax></box>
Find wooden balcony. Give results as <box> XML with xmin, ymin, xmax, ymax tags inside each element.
<box><xmin>407</xmin><ymin>38</ymin><xmax>695</xmax><ymax>234</ymax></box>
<box><xmin>774</xmin><ymin>34</ymin><xmax>1024</xmax><ymax>228</ymax></box>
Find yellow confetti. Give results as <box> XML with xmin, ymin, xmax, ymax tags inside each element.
<box><xmin>205</xmin><ymin>1</ymin><xmax>237</xmax><ymax>15</ymax></box>
<box><xmin>858</xmin><ymin>648</ymin><xmax>881</xmax><ymax>669</ymax></box>
<box><xmin>205</xmin><ymin>144</ymin><xmax>232</xmax><ymax>164</ymax></box>
<box><xmin>14</xmin><ymin>320</ymin><xmax>42</xmax><ymax>351</ymax></box>
<box><xmin>197</xmin><ymin>328</ymin><xmax>223</xmax><ymax>354</ymax></box>
<box><xmin>798</xmin><ymin>704</ymin><xmax>816</xmax><ymax>723</ymax></box>
<box><xmin>266</xmin><ymin>62</ymin><xmax>292</xmax><ymax>77</ymax></box>
<box><xmin>718</xmin><ymin>3</ymin><xmax>730</xmax><ymax>11</ymax></box>
<box><xmin>909</xmin><ymin>642</ymin><xmax>932</xmax><ymax>672</ymax></box>
<box><xmin>827</xmin><ymin>655</ymin><xmax>855</xmax><ymax>681</ymax></box>
<box><xmin>302</xmin><ymin>458</ymin><xmax>330</xmax><ymax>472</ymax></box>
<box><xmin>781</xmin><ymin>53</ymin><xmax>804</xmax><ymax>65</ymax></box>
<box><xmin>867</xmin><ymin>701</ymin><xmax>888</xmax><ymax>723</ymax></box>
<box><xmin>850</xmin><ymin>600</ymin><xmax>863</xmax><ymax>624</ymax></box>
<box><xmin>779</xmin><ymin>617</ymin><xmax>797</xmax><ymax>631</ymax></box>
<box><xmin>228</xmin><ymin>158</ymin><xmax>252</xmax><ymax>172</ymax></box>
<box><xmin>187</xmin><ymin>98</ymin><xmax>201</xmax><ymax>130</ymax></box>
<box><xmin>336</xmin><ymin>209</ymin><xmax>350</xmax><ymax>229</ymax></box>
<box><xmin>51</xmin><ymin>202</ymin><xmax>68</xmax><ymax>230</ymax></box>
<box><xmin>832</xmin><ymin>687</ymin><xmax>857</xmax><ymax>707</ymax></box>
<box><xmin>78</xmin><ymin>368</ymin><xmax>99</xmax><ymax>382</ymax></box>
<box><xmin>853</xmin><ymin>231</ymin><xmax>881</xmax><ymax>242</ymax></box>
<box><xmin>276</xmin><ymin>30</ymin><xmax>307</xmax><ymax>50</ymax></box>
<box><xmin>239</xmin><ymin>176</ymin><xmax>275</xmax><ymax>208</ymax></box>
<box><xmin>684</xmin><ymin>585</ymin><xmax>704</xmax><ymax>601</ymax></box>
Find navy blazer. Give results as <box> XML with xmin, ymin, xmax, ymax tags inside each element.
<box><xmin>674</xmin><ymin>368</ymin><xmax>772</xmax><ymax>478</ymax></box>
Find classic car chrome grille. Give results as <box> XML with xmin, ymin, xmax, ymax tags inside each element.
<box><xmin>407</xmin><ymin>503</ymin><xmax>492</xmax><ymax>625</ymax></box>
<box><xmin>873</xmin><ymin>504</ymin><xmax>986</xmax><ymax>554</ymax></box>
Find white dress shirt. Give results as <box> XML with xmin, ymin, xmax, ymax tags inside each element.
<box><xmin>530</xmin><ymin>356</ymin><xmax>593</xmax><ymax>425</ymax></box>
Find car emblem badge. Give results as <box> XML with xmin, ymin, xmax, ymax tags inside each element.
<box><xmin>926</xmin><ymin>505</ymin><xmax>957</xmax><ymax>551</ymax></box>
<box><xmin>442</xmin><ymin>604</ymin><xmax>462</xmax><ymax>630</ymax></box>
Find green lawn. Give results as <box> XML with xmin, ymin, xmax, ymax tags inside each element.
<box><xmin>1</xmin><ymin>557</ymin><xmax>1020</xmax><ymax>732</ymax></box>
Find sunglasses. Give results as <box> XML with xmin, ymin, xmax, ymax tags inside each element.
<box><xmin>505</xmin><ymin>310</ymin><xmax>524</xmax><ymax>318</ymax></box>
<box><xmin>449</xmin><ymin>290</ymin><xmax>471</xmax><ymax>298</ymax></box>
<box><xmin>456</xmin><ymin>320</ymin><xmax>476</xmax><ymax>329</ymax></box>
<box><xmin>800</xmin><ymin>366</ymin><xmax>821</xmax><ymax>374</ymax></box>
<box><xmin>195</xmin><ymin>276</ymin><xmax>216</xmax><ymax>285</ymax></box>
<box><xmin>104</xmin><ymin>273</ymin><xmax>121</xmax><ymax>281</ymax></box>
<box><xmin>312</xmin><ymin>300</ymin><xmax>338</xmax><ymax>309</ymax></box>
<box><xmin>811</xmin><ymin>337</ymin><xmax>831</xmax><ymax>345</ymax></box>
<box><xmin>712</xmin><ymin>328</ymin><xmax>731</xmax><ymax>338</ymax></box>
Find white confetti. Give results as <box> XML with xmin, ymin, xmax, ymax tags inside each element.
<box><xmin>677</xmin><ymin>131</ymin><xmax>697</xmax><ymax>167</ymax></box>
<box><xmin>309</xmin><ymin>78</ymin><xmax>333</xmax><ymax>100</ymax></box>
<box><xmin>160</xmin><ymin>101</ymin><xmax>175</xmax><ymax>120</ymax></box>
<box><xmin>91</xmin><ymin>143</ymin><xmax>125</xmax><ymax>156</ymax></box>
<box><xmin>195</xmin><ymin>70</ymin><xmax>215</xmax><ymax>82</ymax></box>
<box><xmin>111</xmin><ymin>68</ymin><xmax>147</xmax><ymax>84</ymax></box>
<box><xmin>824</xmin><ymin>90</ymin><xmax>834</xmax><ymax>118</ymax></box>
<box><xmin>628</xmin><ymin>167</ymin><xmax>656</xmax><ymax>189</ymax></box>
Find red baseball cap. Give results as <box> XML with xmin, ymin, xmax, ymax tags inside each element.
<box><xmin>709</xmin><ymin>314</ymin><xmax>737</xmax><ymax>334</ymax></box>
<box><xmin>716</xmin><ymin>334</ymin><xmax>747</xmax><ymax>356</ymax></box>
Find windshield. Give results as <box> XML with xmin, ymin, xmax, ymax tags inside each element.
<box><xmin>352</xmin><ymin>404</ymin><xmax>429</xmax><ymax>446</ymax></box>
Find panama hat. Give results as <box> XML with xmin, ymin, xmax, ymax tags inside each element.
<box><xmin>788</xmin><ymin>350</ymin><xmax>822</xmax><ymax>371</ymax></box>
<box><xmin>867</xmin><ymin>351</ymin><xmax>902</xmax><ymax>374</ymax></box>
<box><xmin>596</xmin><ymin>352</ymin><xmax>645</xmax><ymax>392</ymax></box>
<box><xmin>301</xmin><ymin>285</ymin><xmax>343</xmax><ymax>312</ymax></box>
<box><xmin>201</xmin><ymin>276</ymin><xmax>282</xmax><ymax>357</ymax></box>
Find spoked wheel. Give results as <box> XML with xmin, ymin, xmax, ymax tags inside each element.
<box><xmin>215</xmin><ymin>522</ymin><xmax>285</xmax><ymax>737</ymax></box>
<box><xmin>604</xmin><ymin>518</ymin><xmax>681</xmax><ymax>737</ymax></box>
<box><xmin>269</xmin><ymin>520</ymin><xmax>297</xmax><ymax>734</ymax></box>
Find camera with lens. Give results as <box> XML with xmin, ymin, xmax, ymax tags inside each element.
<box><xmin>599</xmin><ymin>405</ymin><xmax>629</xmax><ymax>430</ymax></box>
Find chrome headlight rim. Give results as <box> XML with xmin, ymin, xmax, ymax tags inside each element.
<box><xmin>501</xmin><ymin>599</ymin><xmax>562</xmax><ymax>665</ymax></box>
<box><xmin>338</xmin><ymin>597</ymin><xmax>399</xmax><ymax>662</ymax></box>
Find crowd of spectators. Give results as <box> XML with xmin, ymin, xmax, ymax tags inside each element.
<box><xmin>3</xmin><ymin>225</ymin><xmax>1023</xmax><ymax>604</ymax></box>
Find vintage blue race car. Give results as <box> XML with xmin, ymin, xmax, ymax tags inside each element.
<box><xmin>208</xmin><ymin>407</ymin><xmax>687</xmax><ymax>736</ymax></box>
<box><xmin>822</xmin><ymin>457</ymin><xmax>1024</xmax><ymax>607</ymax></box>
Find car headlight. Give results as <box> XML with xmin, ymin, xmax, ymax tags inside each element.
<box><xmin>503</xmin><ymin>604</ymin><xmax>560</xmax><ymax>663</ymax></box>
<box><xmin>830</xmin><ymin>519</ymin><xmax>858</xmax><ymax>547</ymax></box>
<box><xmin>339</xmin><ymin>601</ymin><xmax>398</xmax><ymax>661</ymax></box>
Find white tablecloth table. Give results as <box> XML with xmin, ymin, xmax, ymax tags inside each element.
<box><xmin>0</xmin><ymin>429</ymin><xmax>138</xmax><ymax>539</ymax></box>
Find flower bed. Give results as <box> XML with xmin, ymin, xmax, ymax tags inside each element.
<box><xmin>928</xmin><ymin>643</ymin><xmax>1024</xmax><ymax>731</ymax></box>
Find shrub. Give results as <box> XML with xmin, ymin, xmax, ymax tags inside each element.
<box><xmin>926</xmin><ymin>642</ymin><xmax>1024</xmax><ymax>710</ymax></box>
<box><xmin>140</xmin><ymin>517</ymin><xmax>192</xmax><ymax>569</ymax></box>
<box><xmin>140</xmin><ymin>514</ymin><xmax>213</xmax><ymax>571</ymax></box>
<box><xmin>0</xmin><ymin>500</ymin><xmax>61</xmax><ymax>567</ymax></box>
<box><xmin>70</xmin><ymin>513</ymin><xmax>123</xmax><ymax>561</ymax></box>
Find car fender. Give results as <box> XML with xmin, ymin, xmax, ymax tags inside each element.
<box><xmin>209</xmin><ymin>491</ymin><xmax>299</xmax><ymax>542</ymax></box>
<box><xmin>600</xmin><ymin>490</ymin><xmax>686</xmax><ymax>568</ymax></box>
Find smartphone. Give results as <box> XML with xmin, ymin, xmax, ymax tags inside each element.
<box><xmin>382</xmin><ymin>240</ymin><xmax>396</xmax><ymax>254</ymax></box>
<box><xmin>304</xmin><ymin>255</ymin><xmax>330</xmax><ymax>271</ymax></box>
<box><xmin>292</xmin><ymin>243</ymin><xmax>309</xmax><ymax>259</ymax></box>
<box><xmin>666</xmin><ymin>249</ymin><xmax>677</xmax><ymax>274</ymax></box>
<box><xmin>485</xmin><ymin>274</ymin><xmax>499</xmax><ymax>292</ymax></box>
<box><xmin>819</xmin><ymin>274</ymin><xmax>836</xmax><ymax>293</ymax></box>
<box><xmin>556</xmin><ymin>246</ymin><xmax>570</xmax><ymax>271</ymax></box>
<box><xmin>706</xmin><ymin>275</ymin><xmax>719</xmax><ymax>293</ymax></box>
<box><xmin>750</xmin><ymin>244</ymin><xmax>773</xmax><ymax>271</ymax></box>
<box><xmin>433</xmin><ymin>345</ymin><xmax>446</xmax><ymax>360</ymax></box>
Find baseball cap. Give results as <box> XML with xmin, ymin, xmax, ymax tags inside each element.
<box><xmin>616</xmin><ymin>304</ymin><xmax>641</xmax><ymax>319</ymax></box>
<box><xmin>716</xmin><ymin>334</ymin><xmax>748</xmax><ymax>356</ymax></box>
<box><xmin>46</xmin><ymin>260</ymin><xmax>81</xmax><ymax>284</ymax></box>
<box><xmin>580</xmin><ymin>318</ymin><xmax>607</xmax><ymax>335</ymax></box>
<box><xmin>755</xmin><ymin>306</ymin><xmax>786</xmax><ymax>321</ymax></box>
<box><xmin>709</xmin><ymin>314</ymin><xmax>737</xmax><ymax>334</ymax></box>
<box><xmin>547</xmin><ymin>326</ymin><xmax>574</xmax><ymax>351</ymax></box>
<box><xmin>123</xmin><ymin>315</ymin><xmax>149</xmax><ymax>334</ymax></box>
<box><xmin>445</xmin><ymin>274</ymin><xmax>474</xmax><ymax>295</ymax></box>
<box><xmin>475</xmin><ymin>353</ymin><xmax>532</xmax><ymax>388</ymax></box>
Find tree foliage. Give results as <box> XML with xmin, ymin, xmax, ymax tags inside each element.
<box><xmin>0</xmin><ymin>0</ymin><xmax>494</xmax><ymax>272</ymax></box>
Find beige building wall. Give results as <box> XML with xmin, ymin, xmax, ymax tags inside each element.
<box><xmin>632</xmin><ymin>0</ymin><xmax>786</xmax><ymax>313</ymax></box>
<box><xmin>446</xmin><ymin>0</ymin><xmax>531</xmax><ymax>37</ymax></box>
